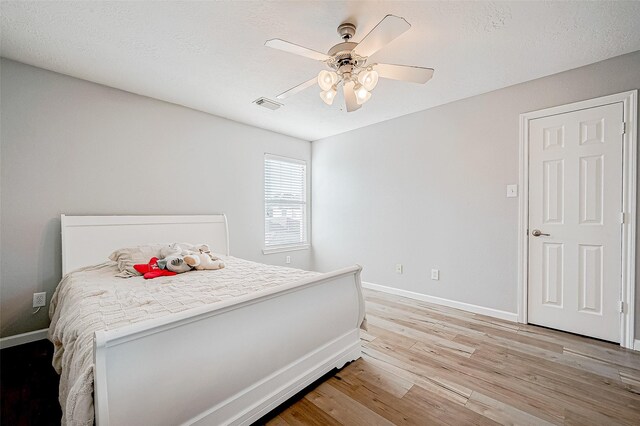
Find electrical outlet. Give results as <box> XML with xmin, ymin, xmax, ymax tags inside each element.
<box><xmin>431</xmin><ymin>269</ymin><xmax>440</xmax><ymax>280</ymax></box>
<box><xmin>33</xmin><ymin>292</ymin><xmax>46</xmax><ymax>308</ymax></box>
<box><xmin>395</xmin><ymin>264</ymin><xmax>403</xmax><ymax>274</ymax></box>
<box><xmin>285</xmin><ymin>255</ymin><xmax>291</xmax><ymax>264</ymax></box>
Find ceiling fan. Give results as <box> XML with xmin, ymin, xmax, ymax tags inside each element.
<box><xmin>265</xmin><ymin>15</ymin><xmax>434</xmax><ymax>112</ymax></box>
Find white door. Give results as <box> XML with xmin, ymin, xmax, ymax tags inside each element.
<box><xmin>528</xmin><ymin>102</ymin><xmax>623</xmax><ymax>342</ymax></box>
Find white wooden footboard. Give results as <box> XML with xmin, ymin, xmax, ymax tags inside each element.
<box><xmin>93</xmin><ymin>265</ymin><xmax>364</xmax><ymax>426</ymax></box>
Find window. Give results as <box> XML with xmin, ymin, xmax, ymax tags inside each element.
<box><xmin>264</xmin><ymin>154</ymin><xmax>309</xmax><ymax>253</ymax></box>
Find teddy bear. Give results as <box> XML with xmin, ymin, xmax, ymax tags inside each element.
<box><xmin>184</xmin><ymin>244</ymin><xmax>225</xmax><ymax>271</ymax></box>
<box><xmin>156</xmin><ymin>244</ymin><xmax>194</xmax><ymax>274</ymax></box>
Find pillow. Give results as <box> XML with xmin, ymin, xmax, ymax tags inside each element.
<box><xmin>170</xmin><ymin>242</ymin><xmax>211</xmax><ymax>254</ymax></box>
<box><xmin>109</xmin><ymin>244</ymin><xmax>169</xmax><ymax>277</ymax></box>
<box><xmin>170</xmin><ymin>242</ymin><xmax>198</xmax><ymax>252</ymax></box>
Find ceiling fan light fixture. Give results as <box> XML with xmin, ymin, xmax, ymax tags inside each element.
<box><xmin>354</xmin><ymin>83</ymin><xmax>371</xmax><ymax>105</ymax></box>
<box><xmin>317</xmin><ymin>70</ymin><xmax>338</xmax><ymax>91</ymax></box>
<box><xmin>319</xmin><ymin>86</ymin><xmax>337</xmax><ymax>105</ymax></box>
<box><xmin>358</xmin><ymin>69</ymin><xmax>379</xmax><ymax>91</ymax></box>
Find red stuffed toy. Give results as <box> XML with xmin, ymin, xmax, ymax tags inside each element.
<box><xmin>134</xmin><ymin>257</ymin><xmax>177</xmax><ymax>280</ymax></box>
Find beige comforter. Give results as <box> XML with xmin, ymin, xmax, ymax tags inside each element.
<box><xmin>48</xmin><ymin>256</ymin><xmax>335</xmax><ymax>426</ymax></box>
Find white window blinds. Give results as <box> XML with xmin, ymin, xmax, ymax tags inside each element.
<box><xmin>264</xmin><ymin>154</ymin><xmax>308</xmax><ymax>250</ymax></box>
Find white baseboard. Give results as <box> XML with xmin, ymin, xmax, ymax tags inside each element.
<box><xmin>0</xmin><ymin>328</ymin><xmax>49</xmax><ymax>349</ymax></box>
<box><xmin>362</xmin><ymin>282</ymin><xmax>518</xmax><ymax>323</ymax></box>
<box><xmin>634</xmin><ymin>339</ymin><xmax>640</xmax><ymax>351</ymax></box>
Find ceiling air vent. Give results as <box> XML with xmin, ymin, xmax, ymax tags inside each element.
<box><xmin>253</xmin><ymin>97</ymin><xmax>283</xmax><ymax>110</ymax></box>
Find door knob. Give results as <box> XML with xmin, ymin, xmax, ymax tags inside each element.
<box><xmin>531</xmin><ymin>229</ymin><xmax>550</xmax><ymax>237</ymax></box>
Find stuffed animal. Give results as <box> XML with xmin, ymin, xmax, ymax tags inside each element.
<box><xmin>157</xmin><ymin>245</ymin><xmax>193</xmax><ymax>274</ymax></box>
<box><xmin>184</xmin><ymin>244</ymin><xmax>225</xmax><ymax>271</ymax></box>
<box><xmin>138</xmin><ymin>244</ymin><xmax>223</xmax><ymax>277</ymax></box>
<box><xmin>134</xmin><ymin>257</ymin><xmax>177</xmax><ymax>280</ymax></box>
<box><xmin>184</xmin><ymin>252</ymin><xmax>225</xmax><ymax>270</ymax></box>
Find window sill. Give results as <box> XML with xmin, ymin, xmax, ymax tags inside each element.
<box><xmin>262</xmin><ymin>244</ymin><xmax>310</xmax><ymax>255</ymax></box>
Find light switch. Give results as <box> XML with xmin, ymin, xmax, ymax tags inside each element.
<box><xmin>506</xmin><ymin>184</ymin><xmax>518</xmax><ymax>198</ymax></box>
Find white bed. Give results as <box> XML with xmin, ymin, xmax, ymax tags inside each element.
<box><xmin>51</xmin><ymin>214</ymin><xmax>365</xmax><ymax>426</ymax></box>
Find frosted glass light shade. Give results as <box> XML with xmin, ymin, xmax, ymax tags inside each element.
<box><xmin>317</xmin><ymin>70</ymin><xmax>338</xmax><ymax>91</ymax></box>
<box><xmin>354</xmin><ymin>83</ymin><xmax>371</xmax><ymax>105</ymax></box>
<box><xmin>319</xmin><ymin>86</ymin><xmax>337</xmax><ymax>105</ymax></box>
<box><xmin>357</xmin><ymin>69</ymin><xmax>379</xmax><ymax>91</ymax></box>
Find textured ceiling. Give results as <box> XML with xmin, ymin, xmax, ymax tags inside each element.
<box><xmin>2</xmin><ymin>1</ymin><xmax>640</xmax><ymax>141</ymax></box>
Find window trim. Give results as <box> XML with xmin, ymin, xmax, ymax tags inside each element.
<box><xmin>262</xmin><ymin>244</ymin><xmax>310</xmax><ymax>255</ymax></box>
<box><xmin>263</xmin><ymin>153</ymin><xmax>310</xmax><ymax>253</ymax></box>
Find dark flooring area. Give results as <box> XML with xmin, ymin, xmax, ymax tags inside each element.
<box><xmin>1</xmin><ymin>339</ymin><xmax>61</xmax><ymax>425</ymax></box>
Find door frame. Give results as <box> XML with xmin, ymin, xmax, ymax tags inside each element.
<box><xmin>517</xmin><ymin>90</ymin><xmax>638</xmax><ymax>349</ymax></box>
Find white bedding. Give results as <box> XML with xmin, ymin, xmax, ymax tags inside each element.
<box><xmin>48</xmin><ymin>256</ymin><xmax>362</xmax><ymax>426</ymax></box>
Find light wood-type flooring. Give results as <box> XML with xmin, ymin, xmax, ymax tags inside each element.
<box><xmin>266</xmin><ymin>289</ymin><xmax>640</xmax><ymax>425</ymax></box>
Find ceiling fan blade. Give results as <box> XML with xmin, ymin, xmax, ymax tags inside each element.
<box><xmin>276</xmin><ymin>77</ymin><xmax>317</xmax><ymax>100</ymax></box>
<box><xmin>375</xmin><ymin>63</ymin><xmax>434</xmax><ymax>84</ymax></box>
<box><xmin>343</xmin><ymin>81</ymin><xmax>361</xmax><ymax>112</ymax></box>
<box><xmin>265</xmin><ymin>39</ymin><xmax>330</xmax><ymax>61</ymax></box>
<box><xmin>353</xmin><ymin>15</ymin><xmax>411</xmax><ymax>58</ymax></box>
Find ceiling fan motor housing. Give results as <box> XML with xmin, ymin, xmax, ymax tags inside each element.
<box><xmin>327</xmin><ymin>41</ymin><xmax>357</xmax><ymax>57</ymax></box>
<box><xmin>327</xmin><ymin>42</ymin><xmax>366</xmax><ymax>74</ymax></box>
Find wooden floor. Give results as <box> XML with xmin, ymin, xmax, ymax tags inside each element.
<box><xmin>266</xmin><ymin>289</ymin><xmax>640</xmax><ymax>425</ymax></box>
<box><xmin>2</xmin><ymin>290</ymin><xmax>639</xmax><ymax>425</ymax></box>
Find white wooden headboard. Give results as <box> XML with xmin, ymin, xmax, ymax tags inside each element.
<box><xmin>61</xmin><ymin>214</ymin><xmax>229</xmax><ymax>275</ymax></box>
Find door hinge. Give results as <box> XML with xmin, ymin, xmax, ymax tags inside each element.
<box><xmin>618</xmin><ymin>301</ymin><xmax>624</xmax><ymax>313</ymax></box>
<box><xmin>621</xmin><ymin>212</ymin><xmax>626</xmax><ymax>224</ymax></box>
<box><xmin>621</xmin><ymin>122</ymin><xmax>627</xmax><ymax>135</ymax></box>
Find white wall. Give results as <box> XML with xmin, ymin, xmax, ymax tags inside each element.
<box><xmin>312</xmin><ymin>51</ymin><xmax>640</xmax><ymax>330</ymax></box>
<box><xmin>0</xmin><ymin>59</ymin><xmax>311</xmax><ymax>338</ymax></box>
